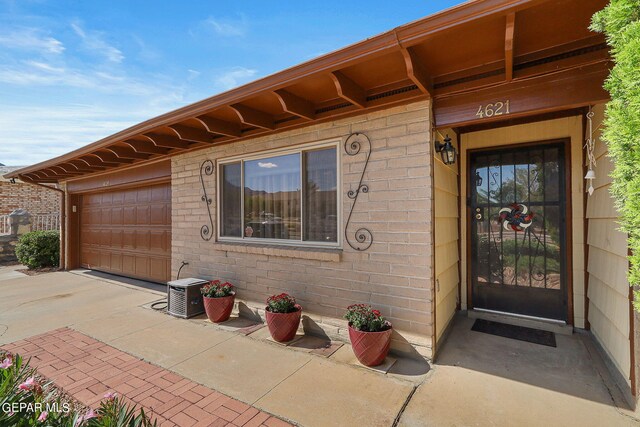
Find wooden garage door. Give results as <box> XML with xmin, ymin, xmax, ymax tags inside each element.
<box><xmin>80</xmin><ymin>183</ymin><xmax>171</xmax><ymax>283</ymax></box>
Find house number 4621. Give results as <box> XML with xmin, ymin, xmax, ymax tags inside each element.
<box><xmin>476</xmin><ymin>100</ymin><xmax>510</xmax><ymax>118</ymax></box>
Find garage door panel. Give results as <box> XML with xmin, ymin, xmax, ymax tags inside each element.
<box><xmin>136</xmin><ymin>205</ymin><xmax>150</xmax><ymax>225</ymax></box>
<box><xmin>80</xmin><ymin>182</ymin><xmax>170</xmax><ymax>283</ymax></box>
<box><xmin>123</xmin><ymin>207</ymin><xmax>136</xmax><ymax>225</ymax></box>
<box><xmin>149</xmin><ymin>204</ymin><xmax>166</xmax><ymax>225</ymax></box>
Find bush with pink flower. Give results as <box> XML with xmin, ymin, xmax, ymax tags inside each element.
<box><xmin>0</xmin><ymin>351</ymin><xmax>156</xmax><ymax>426</ymax></box>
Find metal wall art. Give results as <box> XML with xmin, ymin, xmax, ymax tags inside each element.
<box><xmin>498</xmin><ymin>203</ymin><xmax>534</xmax><ymax>232</ymax></box>
<box><xmin>199</xmin><ymin>159</ymin><xmax>215</xmax><ymax>241</ymax></box>
<box><xmin>344</xmin><ymin>132</ymin><xmax>373</xmax><ymax>251</ymax></box>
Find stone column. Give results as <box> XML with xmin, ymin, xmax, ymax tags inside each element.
<box><xmin>8</xmin><ymin>209</ymin><xmax>31</xmax><ymax>236</ymax></box>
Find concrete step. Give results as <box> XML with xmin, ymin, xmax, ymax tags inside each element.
<box><xmin>467</xmin><ymin>309</ymin><xmax>574</xmax><ymax>335</ymax></box>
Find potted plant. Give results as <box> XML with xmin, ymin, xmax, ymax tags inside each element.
<box><xmin>265</xmin><ymin>293</ymin><xmax>302</xmax><ymax>342</ymax></box>
<box><xmin>201</xmin><ymin>280</ymin><xmax>235</xmax><ymax>323</ymax></box>
<box><xmin>344</xmin><ymin>304</ymin><xmax>392</xmax><ymax>367</ymax></box>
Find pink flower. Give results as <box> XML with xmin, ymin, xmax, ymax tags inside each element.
<box><xmin>83</xmin><ymin>409</ymin><xmax>97</xmax><ymax>420</ymax></box>
<box><xmin>18</xmin><ymin>377</ymin><xmax>35</xmax><ymax>391</ymax></box>
<box><xmin>38</xmin><ymin>411</ymin><xmax>48</xmax><ymax>422</ymax></box>
<box><xmin>104</xmin><ymin>391</ymin><xmax>117</xmax><ymax>400</ymax></box>
<box><xmin>0</xmin><ymin>357</ymin><xmax>12</xmax><ymax>369</ymax></box>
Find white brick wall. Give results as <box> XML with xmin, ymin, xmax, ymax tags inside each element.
<box><xmin>171</xmin><ymin>100</ymin><xmax>434</xmax><ymax>357</ymax></box>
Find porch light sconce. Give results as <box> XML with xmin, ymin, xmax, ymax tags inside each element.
<box><xmin>435</xmin><ymin>134</ymin><xmax>457</xmax><ymax>165</ymax></box>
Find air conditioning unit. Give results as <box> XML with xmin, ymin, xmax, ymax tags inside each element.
<box><xmin>167</xmin><ymin>278</ymin><xmax>209</xmax><ymax>319</ymax></box>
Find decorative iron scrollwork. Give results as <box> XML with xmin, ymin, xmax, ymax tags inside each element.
<box><xmin>199</xmin><ymin>160</ymin><xmax>215</xmax><ymax>241</ymax></box>
<box><xmin>344</xmin><ymin>132</ymin><xmax>373</xmax><ymax>251</ymax></box>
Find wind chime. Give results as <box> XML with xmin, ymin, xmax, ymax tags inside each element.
<box><xmin>584</xmin><ymin>106</ymin><xmax>598</xmax><ymax>196</ymax></box>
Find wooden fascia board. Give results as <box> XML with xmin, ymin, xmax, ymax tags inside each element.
<box><xmin>505</xmin><ymin>13</ymin><xmax>516</xmax><ymax>82</ymax></box>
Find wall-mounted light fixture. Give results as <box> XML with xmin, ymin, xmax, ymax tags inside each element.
<box><xmin>435</xmin><ymin>134</ymin><xmax>457</xmax><ymax>165</ymax></box>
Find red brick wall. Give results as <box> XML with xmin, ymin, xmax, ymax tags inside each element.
<box><xmin>0</xmin><ymin>180</ymin><xmax>61</xmax><ymax>215</ymax></box>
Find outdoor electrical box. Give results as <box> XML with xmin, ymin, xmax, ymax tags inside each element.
<box><xmin>167</xmin><ymin>278</ymin><xmax>208</xmax><ymax>319</ymax></box>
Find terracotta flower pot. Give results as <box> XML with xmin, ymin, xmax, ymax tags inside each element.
<box><xmin>348</xmin><ymin>324</ymin><xmax>393</xmax><ymax>367</ymax></box>
<box><xmin>265</xmin><ymin>304</ymin><xmax>302</xmax><ymax>342</ymax></box>
<box><xmin>203</xmin><ymin>293</ymin><xmax>235</xmax><ymax>323</ymax></box>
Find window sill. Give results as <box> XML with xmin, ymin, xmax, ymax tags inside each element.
<box><xmin>215</xmin><ymin>241</ymin><xmax>342</xmax><ymax>262</ymax></box>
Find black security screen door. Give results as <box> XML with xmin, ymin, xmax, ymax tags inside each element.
<box><xmin>469</xmin><ymin>142</ymin><xmax>568</xmax><ymax>321</ymax></box>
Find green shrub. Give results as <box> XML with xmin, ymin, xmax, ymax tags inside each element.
<box><xmin>14</xmin><ymin>230</ymin><xmax>60</xmax><ymax>269</ymax></box>
<box><xmin>591</xmin><ymin>1</ymin><xmax>640</xmax><ymax>308</ymax></box>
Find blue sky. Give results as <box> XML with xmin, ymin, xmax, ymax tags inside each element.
<box><xmin>0</xmin><ymin>0</ymin><xmax>460</xmax><ymax>166</ymax></box>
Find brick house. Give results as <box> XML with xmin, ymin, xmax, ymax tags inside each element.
<box><xmin>0</xmin><ymin>165</ymin><xmax>62</xmax><ymax>228</ymax></box>
<box><xmin>6</xmin><ymin>0</ymin><xmax>639</xmax><ymax>406</ymax></box>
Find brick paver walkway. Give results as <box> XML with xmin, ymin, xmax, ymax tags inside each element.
<box><xmin>1</xmin><ymin>328</ymin><xmax>292</xmax><ymax>427</ymax></box>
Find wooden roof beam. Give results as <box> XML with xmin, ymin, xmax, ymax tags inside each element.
<box><xmin>68</xmin><ymin>159</ymin><xmax>105</xmax><ymax>172</ymax></box>
<box><xmin>123</xmin><ymin>139</ymin><xmax>169</xmax><ymax>155</ymax></box>
<box><xmin>105</xmin><ymin>145</ymin><xmax>150</xmax><ymax>160</ymax></box>
<box><xmin>330</xmin><ymin>71</ymin><xmax>367</xmax><ymax>108</ymax></box>
<box><xmin>195</xmin><ymin>116</ymin><xmax>242</xmax><ymax>137</ymax></box>
<box><xmin>54</xmin><ymin>165</ymin><xmax>84</xmax><ymax>175</ymax></box>
<box><xmin>42</xmin><ymin>168</ymin><xmax>71</xmax><ymax>178</ymax></box>
<box><xmin>94</xmin><ymin>150</ymin><xmax>135</xmax><ymax>164</ymax></box>
<box><xmin>505</xmin><ymin>12</ymin><xmax>515</xmax><ymax>82</ymax></box>
<box><xmin>401</xmin><ymin>47</ymin><xmax>432</xmax><ymax>96</ymax></box>
<box><xmin>168</xmin><ymin>124</ymin><xmax>215</xmax><ymax>144</ymax></box>
<box><xmin>273</xmin><ymin>89</ymin><xmax>316</xmax><ymax>120</ymax></box>
<box><xmin>142</xmin><ymin>133</ymin><xmax>191</xmax><ymax>150</ymax></box>
<box><xmin>230</xmin><ymin>104</ymin><xmax>275</xmax><ymax>130</ymax></box>
<box><xmin>82</xmin><ymin>154</ymin><xmax>121</xmax><ymax>167</ymax></box>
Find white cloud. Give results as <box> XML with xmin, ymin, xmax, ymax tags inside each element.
<box><xmin>71</xmin><ymin>21</ymin><xmax>124</xmax><ymax>63</ymax></box>
<box><xmin>0</xmin><ymin>28</ymin><xmax>64</xmax><ymax>54</ymax></box>
<box><xmin>204</xmin><ymin>16</ymin><xmax>247</xmax><ymax>37</ymax></box>
<box><xmin>213</xmin><ymin>66</ymin><xmax>257</xmax><ymax>90</ymax></box>
<box><xmin>187</xmin><ymin>69</ymin><xmax>201</xmax><ymax>80</ymax></box>
<box><xmin>258</xmin><ymin>162</ymin><xmax>278</xmax><ymax>169</ymax></box>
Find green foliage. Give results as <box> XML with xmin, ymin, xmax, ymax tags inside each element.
<box><xmin>15</xmin><ymin>230</ymin><xmax>60</xmax><ymax>269</ymax></box>
<box><xmin>0</xmin><ymin>352</ymin><xmax>156</xmax><ymax>426</ymax></box>
<box><xmin>591</xmin><ymin>1</ymin><xmax>640</xmax><ymax>308</ymax></box>
<box><xmin>344</xmin><ymin>304</ymin><xmax>391</xmax><ymax>332</ymax></box>
<box><xmin>266</xmin><ymin>293</ymin><xmax>298</xmax><ymax>313</ymax></box>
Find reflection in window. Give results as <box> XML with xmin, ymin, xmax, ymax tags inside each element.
<box><xmin>304</xmin><ymin>148</ymin><xmax>337</xmax><ymax>242</ymax></box>
<box><xmin>219</xmin><ymin>144</ymin><xmax>338</xmax><ymax>245</ymax></box>
<box><xmin>244</xmin><ymin>154</ymin><xmax>301</xmax><ymax>240</ymax></box>
<box><xmin>221</xmin><ymin>162</ymin><xmax>241</xmax><ymax>237</ymax></box>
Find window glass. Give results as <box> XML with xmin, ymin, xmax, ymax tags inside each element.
<box><xmin>304</xmin><ymin>148</ymin><xmax>337</xmax><ymax>242</ymax></box>
<box><xmin>220</xmin><ymin>162</ymin><xmax>242</xmax><ymax>237</ymax></box>
<box><xmin>243</xmin><ymin>153</ymin><xmax>301</xmax><ymax>240</ymax></box>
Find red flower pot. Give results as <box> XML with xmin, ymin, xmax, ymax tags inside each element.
<box><xmin>203</xmin><ymin>293</ymin><xmax>235</xmax><ymax>323</ymax></box>
<box><xmin>348</xmin><ymin>324</ymin><xmax>393</xmax><ymax>367</ymax></box>
<box><xmin>265</xmin><ymin>304</ymin><xmax>302</xmax><ymax>342</ymax></box>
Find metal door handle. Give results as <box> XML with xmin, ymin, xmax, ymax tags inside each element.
<box><xmin>475</xmin><ymin>213</ymin><xmax>482</xmax><ymax>220</ymax></box>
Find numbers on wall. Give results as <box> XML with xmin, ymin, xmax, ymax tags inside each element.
<box><xmin>475</xmin><ymin>100</ymin><xmax>511</xmax><ymax>119</ymax></box>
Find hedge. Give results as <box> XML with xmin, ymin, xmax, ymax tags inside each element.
<box><xmin>14</xmin><ymin>230</ymin><xmax>60</xmax><ymax>269</ymax></box>
<box><xmin>591</xmin><ymin>0</ymin><xmax>640</xmax><ymax>308</ymax></box>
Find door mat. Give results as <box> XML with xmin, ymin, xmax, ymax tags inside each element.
<box><xmin>471</xmin><ymin>319</ymin><xmax>557</xmax><ymax>347</ymax></box>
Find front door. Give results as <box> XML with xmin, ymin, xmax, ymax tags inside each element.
<box><xmin>469</xmin><ymin>141</ymin><xmax>568</xmax><ymax>321</ymax></box>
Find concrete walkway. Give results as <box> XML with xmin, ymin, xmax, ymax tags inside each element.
<box><xmin>1</xmin><ymin>265</ymin><xmax>638</xmax><ymax>426</ymax></box>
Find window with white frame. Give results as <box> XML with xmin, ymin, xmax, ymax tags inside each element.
<box><xmin>218</xmin><ymin>141</ymin><xmax>339</xmax><ymax>246</ymax></box>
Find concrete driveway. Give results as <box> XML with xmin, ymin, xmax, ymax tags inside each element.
<box><xmin>1</xmin><ymin>265</ymin><xmax>638</xmax><ymax>426</ymax></box>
